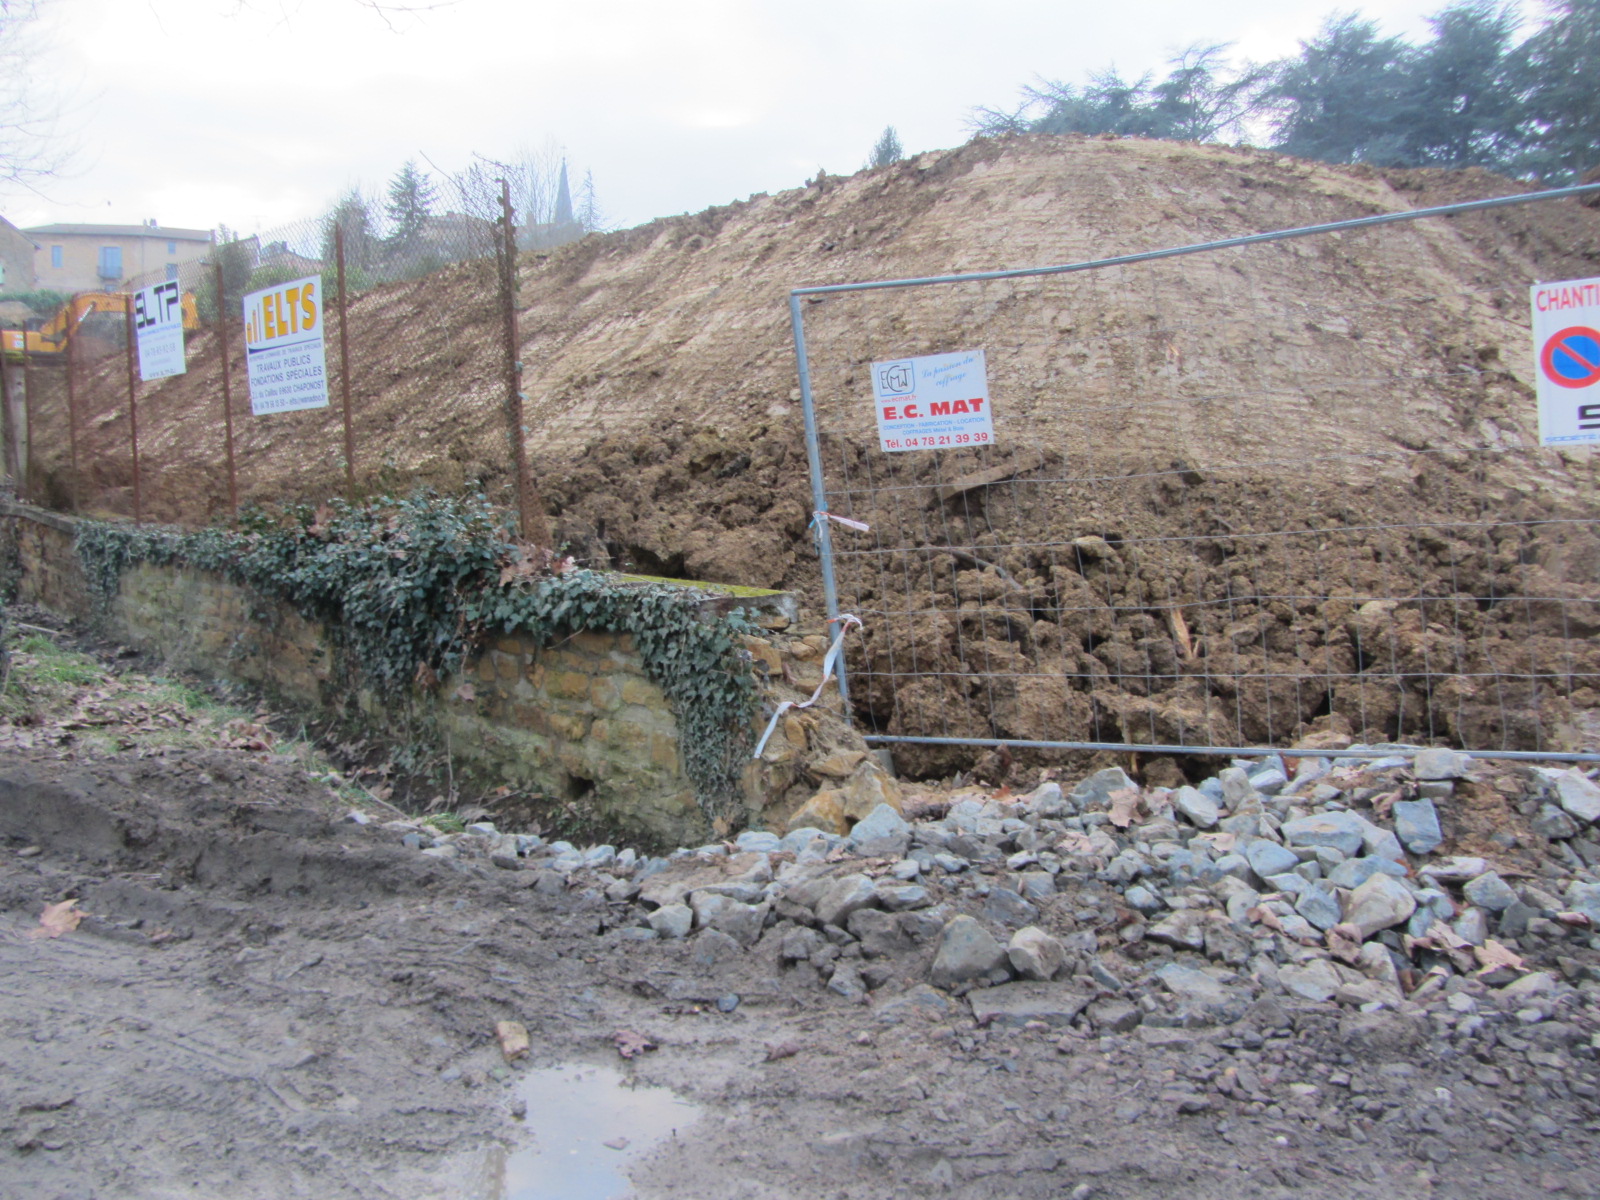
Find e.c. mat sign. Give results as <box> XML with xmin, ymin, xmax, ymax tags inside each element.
<box><xmin>1531</xmin><ymin>276</ymin><xmax>1600</xmax><ymax>445</ymax></box>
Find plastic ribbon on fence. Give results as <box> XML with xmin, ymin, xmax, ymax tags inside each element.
<box><xmin>752</xmin><ymin>613</ymin><xmax>863</xmax><ymax>759</ymax></box>
<box><xmin>810</xmin><ymin>511</ymin><xmax>870</xmax><ymax>534</ymax></box>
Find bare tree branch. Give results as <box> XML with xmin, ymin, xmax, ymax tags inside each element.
<box><xmin>0</xmin><ymin>0</ymin><xmax>76</xmax><ymax>193</ymax></box>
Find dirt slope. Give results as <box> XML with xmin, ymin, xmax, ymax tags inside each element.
<box><xmin>32</xmin><ymin>135</ymin><xmax>1600</xmax><ymax>769</ymax></box>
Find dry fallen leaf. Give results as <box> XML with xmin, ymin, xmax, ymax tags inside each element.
<box><xmin>1474</xmin><ymin>939</ymin><xmax>1526</xmax><ymax>975</ymax></box>
<box><xmin>27</xmin><ymin>899</ymin><xmax>85</xmax><ymax>940</ymax></box>
<box><xmin>1056</xmin><ymin>832</ymin><xmax>1095</xmax><ymax>855</ymax></box>
<box><xmin>1167</xmin><ymin>608</ymin><xmax>1194</xmax><ymax>662</ymax></box>
<box><xmin>495</xmin><ymin>1020</ymin><xmax>530</xmax><ymax>1062</ymax></box>
<box><xmin>613</xmin><ymin>1029</ymin><xmax>656</xmax><ymax>1060</ymax></box>
<box><xmin>1326</xmin><ymin>925</ymin><xmax>1364</xmax><ymax>964</ymax></box>
<box><xmin>1370</xmin><ymin>790</ymin><xmax>1401</xmax><ymax>820</ymax></box>
<box><xmin>1106</xmin><ymin>787</ymin><xmax>1141</xmax><ymax>829</ymax></box>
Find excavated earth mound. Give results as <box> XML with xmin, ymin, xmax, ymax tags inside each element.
<box><xmin>34</xmin><ymin>135</ymin><xmax>1600</xmax><ymax>774</ymax></box>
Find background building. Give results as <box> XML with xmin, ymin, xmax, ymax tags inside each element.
<box><xmin>0</xmin><ymin>216</ymin><xmax>38</xmax><ymax>293</ymax></box>
<box><xmin>25</xmin><ymin>221</ymin><xmax>212</xmax><ymax>292</ymax></box>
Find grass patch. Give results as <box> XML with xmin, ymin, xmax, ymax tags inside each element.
<box><xmin>0</xmin><ymin>624</ymin><xmax>406</xmax><ymax>824</ymax></box>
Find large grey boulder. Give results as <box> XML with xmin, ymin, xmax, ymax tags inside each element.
<box><xmin>1556</xmin><ymin>771</ymin><xmax>1600</xmax><ymax>825</ymax></box>
<box><xmin>1281</xmin><ymin>811</ymin><xmax>1367</xmax><ymax>857</ymax></box>
<box><xmin>968</xmin><ymin>982</ymin><xmax>1091</xmax><ymax>1028</ymax></box>
<box><xmin>1172</xmin><ymin>786</ymin><xmax>1220</xmax><ymax>829</ymax></box>
<box><xmin>1413</xmin><ymin>748</ymin><xmax>1470</xmax><ymax>780</ymax></box>
<box><xmin>930</xmin><ymin>915</ymin><xmax>1009</xmax><ymax>988</ymax></box>
<box><xmin>1342</xmin><ymin>874</ymin><xmax>1416</xmax><ymax>938</ymax></box>
<box><xmin>1463</xmin><ymin>871</ymin><xmax>1518</xmax><ymax>912</ymax></box>
<box><xmin>1391</xmin><ymin>799</ymin><xmax>1443</xmax><ymax>855</ymax></box>
<box><xmin>1007</xmin><ymin>926</ymin><xmax>1066</xmax><ymax>981</ymax></box>
<box><xmin>813</xmin><ymin>874</ymin><xmax>880</xmax><ymax>928</ymax></box>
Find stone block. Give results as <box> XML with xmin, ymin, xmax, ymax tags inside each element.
<box><xmin>968</xmin><ymin>982</ymin><xmax>1091</xmax><ymax>1028</ymax></box>
<box><xmin>570</xmin><ymin>630</ymin><xmax>615</xmax><ymax>657</ymax></box>
<box><xmin>649</xmin><ymin>734</ymin><xmax>680</xmax><ymax>772</ymax></box>
<box><xmin>550</xmin><ymin>670</ymin><xmax>592</xmax><ymax>701</ymax></box>
<box><xmin>589</xmin><ymin>676</ymin><xmax>622</xmax><ymax>711</ymax></box>
<box><xmin>620</xmin><ymin>676</ymin><xmax>665</xmax><ymax>707</ymax></box>
<box><xmin>787</xmin><ymin>789</ymin><xmax>848</xmax><ymax>836</ymax></box>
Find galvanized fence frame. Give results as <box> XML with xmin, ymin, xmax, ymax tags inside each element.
<box><xmin>788</xmin><ymin>181</ymin><xmax>1600</xmax><ymax>765</ymax></box>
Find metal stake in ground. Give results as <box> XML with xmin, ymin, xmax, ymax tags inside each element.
<box><xmin>122</xmin><ymin>305</ymin><xmax>143</xmax><ymax>522</ymax></box>
<box><xmin>214</xmin><ymin>259</ymin><xmax>239</xmax><ymax>521</ymax></box>
<box><xmin>498</xmin><ymin>177</ymin><xmax>549</xmax><ymax>546</ymax></box>
<box><xmin>334</xmin><ymin>225</ymin><xmax>356</xmax><ymax>502</ymax></box>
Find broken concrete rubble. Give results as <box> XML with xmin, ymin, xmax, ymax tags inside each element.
<box><xmin>381</xmin><ymin>742</ymin><xmax>1600</xmax><ymax>1061</ymax></box>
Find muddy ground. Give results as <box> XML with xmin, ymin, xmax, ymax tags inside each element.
<box><xmin>2</xmin><ymin>629</ymin><xmax>1597</xmax><ymax>1199</ymax></box>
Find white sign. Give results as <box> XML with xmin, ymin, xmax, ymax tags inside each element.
<box><xmin>132</xmin><ymin>280</ymin><xmax>186</xmax><ymax>381</ymax></box>
<box><xmin>244</xmin><ymin>275</ymin><xmax>329</xmax><ymax>415</ymax></box>
<box><xmin>871</xmin><ymin>350</ymin><xmax>993</xmax><ymax>452</ymax></box>
<box><xmin>1531</xmin><ymin>276</ymin><xmax>1600</xmax><ymax>445</ymax></box>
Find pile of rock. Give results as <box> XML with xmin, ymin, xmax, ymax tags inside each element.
<box><xmin>368</xmin><ymin>743</ymin><xmax>1600</xmax><ymax>1036</ymax></box>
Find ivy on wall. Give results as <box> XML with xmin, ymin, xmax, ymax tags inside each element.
<box><xmin>74</xmin><ymin>493</ymin><xmax>757</xmax><ymax>813</ymax></box>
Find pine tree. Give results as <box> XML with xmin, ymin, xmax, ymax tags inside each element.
<box><xmin>577</xmin><ymin>169</ymin><xmax>606</xmax><ymax>233</ymax></box>
<box><xmin>1513</xmin><ymin>0</ymin><xmax>1600</xmax><ymax>181</ymax></box>
<box><xmin>1401</xmin><ymin>1</ymin><xmax>1521</xmax><ymax>168</ymax></box>
<box><xmin>1268</xmin><ymin>14</ymin><xmax>1416</xmax><ymax>165</ymax></box>
<box><xmin>384</xmin><ymin>160</ymin><xmax>437</xmax><ymax>250</ymax></box>
<box><xmin>321</xmin><ymin>189</ymin><xmax>377</xmax><ymax>273</ymax></box>
<box><xmin>869</xmin><ymin>126</ymin><xmax>904</xmax><ymax>168</ymax></box>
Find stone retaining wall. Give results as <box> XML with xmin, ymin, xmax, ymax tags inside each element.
<box><xmin>0</xmin><ymin>503</ymin><xmax>890</xmax><ymax>847</ymax></box>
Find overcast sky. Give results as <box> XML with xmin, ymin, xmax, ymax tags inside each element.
<box><xmin>8</xmin><ymin>0</ymin><xmax>1454</xmax><ymax>237</ymax></box>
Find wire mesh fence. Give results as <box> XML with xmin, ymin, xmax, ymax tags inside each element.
<box><xmin>791</xmin><ymin>187</ymin><xmax>1600</xmax><ymax>765</ymax></box>
<box><xmin>1</xmin><ymin>161</ymin><xmax>594</xmax><ymax>533</ymax></box>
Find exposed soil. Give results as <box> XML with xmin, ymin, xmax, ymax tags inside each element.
<box><xmin>22</xmin><ymin>137</ymin><xmax>1600</xmax><ymax>775</ymax></box>
<box><xmin>3</xmin><ymin>630</ymin><xmax>1599</xmax><ymax>1199</ymax></box>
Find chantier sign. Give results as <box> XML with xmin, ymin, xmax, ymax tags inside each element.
<box><xmin>1531</xmin><ymin>276</ymin><xmax>1600</xmax><ymax>445</ymax></box>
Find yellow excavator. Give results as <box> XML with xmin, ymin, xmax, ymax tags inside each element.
<box><xmin>1</xmin><ymin>291</ymin><xmax>202</xmax><ymax>361</ymax></box>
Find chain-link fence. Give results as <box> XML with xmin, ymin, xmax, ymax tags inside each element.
<box><xmin>1</xmin><ymin>162</ymin><xmax>591</xmax><ymax>537</ymax></box>
<box><xmin>791</xmin><ymin>184</ymin><xmax>1600</xmax><ymax>767</ymax></box>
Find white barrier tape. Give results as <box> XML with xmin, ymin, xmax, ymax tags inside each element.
<box><xmin>811</xmin><ymin>511</ymin><xmax>870</xmax><ymax>534</ymax></box>
<box><xmin>752</xmin><ymin>614</ymin><xmax>862</xmax><ymax>758</ymax></box>
<box><xmin>752</xmin><ymin>700</ymin><xmax>795</xmax><ymax>760</ymax></box>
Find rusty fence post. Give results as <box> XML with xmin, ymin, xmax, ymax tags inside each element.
<box><xmin>122</xmin><ymin>305</ymin><xmax>143</xmax><ymax>523</ymax></box>
<box><xmin>334</xmin><ymin>225</ymin><xmax>356</xmax><ymax>502</ymax></box>
<box><xmin>64</xmin><ymin>296</ymin><xmax>79</xmax><ymax>512</ymax></box>
<box><xmin>0</xmin><ymin>330</ymin><xmax>16</xmax><ymax>495</ymax></box>
<box><xmin>20</xmin><ymin>327</ymin><xmax>33</xmax><ymax>504</ymax></box>
<box><xmin>215</xmin><ymin>260</ymin><xmax>239</xmax><ymax>521</ymax></box>
<box><xmin>498</xmin><ymin>177</ymin><xmax>548</xmax><ymax>545</ymax></box>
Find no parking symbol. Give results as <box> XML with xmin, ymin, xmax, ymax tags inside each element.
<box><xmin>1530</xmin><ymin>277</ymin><xmax>1600</xmax><ymax>444</ymax></box>
<box><xmin>1540</xmin><ymin>327</ymin><xmax>1600</xmax><ymax>389</ymax></box>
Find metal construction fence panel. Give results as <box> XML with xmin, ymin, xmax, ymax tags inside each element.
<box><xmin>789</xmin><ymin>184</ymin><xmax>1600</xmax><ymax>767</ymax></box>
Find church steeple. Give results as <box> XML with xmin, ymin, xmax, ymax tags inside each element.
<box><xmin>554</xmin><ymin>159</ymin><xmax>574</xmax><ymax>227</ymax></box>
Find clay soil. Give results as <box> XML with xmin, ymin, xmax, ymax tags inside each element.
<box><xmin>25</xmin><ymin>136</ymin><xmax>1600</xmax><ymax>774</ymax></box>
<box><xmin>2</xmin><ymin>627</ymin><xmax>1599</xmax><ymax>1200</ymax></box>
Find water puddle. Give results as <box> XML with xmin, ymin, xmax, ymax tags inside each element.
<box><xmin>464</xmin><ymin>1063</ymin><xmax>702</xmax><ymax>1200</ymax></box>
